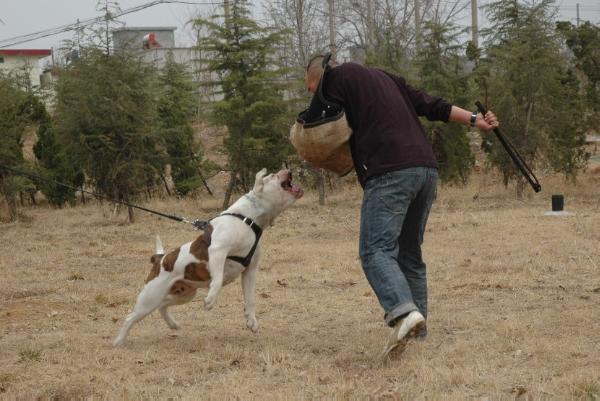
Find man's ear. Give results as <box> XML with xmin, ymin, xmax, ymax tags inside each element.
<box><xmin>253</xmin><ymin>168</ymin><xmax>268</xmax><ymax>194</ymax></box>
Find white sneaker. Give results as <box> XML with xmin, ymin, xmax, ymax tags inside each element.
<box><xmin>381</xmin><ymin>311</ymin><xmax>425</xmax><ymax>360</ymax></box>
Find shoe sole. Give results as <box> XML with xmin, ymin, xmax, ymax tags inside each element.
<box><xmin>381</xmin><ymin>319</ymin><xmax>426</xmax><ymax>360</ymax></box>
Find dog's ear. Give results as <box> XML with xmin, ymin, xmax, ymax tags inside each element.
<box><xmin>253</xmin><ymin>168</ymin><xmax>268</xmax><ymax>194</ymax></box>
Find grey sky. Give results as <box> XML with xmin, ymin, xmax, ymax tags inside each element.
<box><xmin>1</xmin><ymin>0</ymin><xmax>599</xmax><ymax>52</ymax></box>
<box><xmin>0</xmin><ymin>0</ymin><xmax>219</xmax><ymax>50</ymax></box>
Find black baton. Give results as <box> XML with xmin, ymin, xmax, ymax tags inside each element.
<box><xmin>475</xmin><ymin>101</ymin><xmax>542</xmax><ymax>193</ymax></box>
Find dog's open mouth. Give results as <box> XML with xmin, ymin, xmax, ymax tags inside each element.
<box><xmin>281</xmin><ymin>172</ymin><xmax>303</xmax><ymax>198</ymax></box>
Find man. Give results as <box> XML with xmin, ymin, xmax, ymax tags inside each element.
<box><xmin>304</xmin><ymin>55</ymin><xmax>499</xmax><ymax>359</ymax></box>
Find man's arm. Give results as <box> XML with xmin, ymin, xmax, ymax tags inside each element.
<box><xmin>448</xmin><ymin>106</ymin><xmax>499</xmax><ymax>131</ymax></box>
<box><xmin>381</xmin><ymin>70</ymin><xmax>452</xmax><ymax>121</ymax></box>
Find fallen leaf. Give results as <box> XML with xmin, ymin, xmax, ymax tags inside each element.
<box><xmin>276</xmin><ymin>279</ymin><xmax>288</xmax><ymax>287</ymax></box>
<box><xmin>259</xmin><ymin>293</ymin><xmax>271</xmax><ymax>298</ymax></box>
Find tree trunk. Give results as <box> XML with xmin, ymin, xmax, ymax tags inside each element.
<box><xmin>128</xmin><ymin>205</ymin><xmax>135</xmax><ymax>223</ymax></box>
<box><xmin>1</xmin><ymin>176</ymin><xmax>17</xmax><ymax>222</ymax></box>
<box><xmin>197</xmin><ymin>169</ymin><xmax>214</xmax><ymax>196</ymax></box>
<box><xmin>160</xmin><ymin>174</ymin><xmax>172</xmax><ymax>196</ymax></box>
<box><xmin>414</xmin><ymin>0</ymin><xmax>421</xmax><ymax>48</ymax></box>
<box><xmin>515</xmin><ymin>179</ymin><xmax>524</xmax><ymax>200</ymax></box>
<box><xmin>327</xmin><ymin>0</ymin><xmax>337</xmax><ymax>57</ymax></box>
<box><xmin>122</xmin><ymin>192</ymin><xmax>135</xmax><ymax>223</ymax></box>
<box><xmin>4</xmin><ymin>193</ymin><xmax>17</xmax><ymax>222</ymax></box>
<box><xmin>80</xmin><ymin>186</ymin><xmax>86</xmax><ymax>204</ymax></box>
<box><xmin>296</xmin><ymin>0</ymin><xmax>306</xmax><ymax>64</ymax></box>
<box><xmin>222</xmin><ymin>170</ymin><xmax>237</xmax><ymax>210</ymax></box>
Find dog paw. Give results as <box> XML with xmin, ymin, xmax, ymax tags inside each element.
<box><xmin>246</xmin><ymin>317</ymin><xmax>259</xmax><ymax>333</ymax></box>
<box><xmin>204</xmin><ymin>295</ymin><xmax>217</xmax><ymax>310</ymax></box>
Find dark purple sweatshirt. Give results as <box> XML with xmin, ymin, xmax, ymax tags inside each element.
<box><xmin>323</xmin><ymin>62</ymin><xmax>452</xmax><ymax>187</ymax></box>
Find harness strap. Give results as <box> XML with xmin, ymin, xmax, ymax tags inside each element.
<box><xmin>218</xmin><ymin>212</ymin><xmax>263</xmax><ymax>267</ymax></box>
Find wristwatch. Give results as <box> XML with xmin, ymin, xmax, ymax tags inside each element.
<box><xmin>469</xmin><ymin>111</ymin><xmax>477</xmax><ymax>127</ymax></box>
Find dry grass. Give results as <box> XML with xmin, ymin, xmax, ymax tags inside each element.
<box><xmin>0</xmin><ymin>171</ymin><xmax>599</xmax><ymax>401</ymax></box>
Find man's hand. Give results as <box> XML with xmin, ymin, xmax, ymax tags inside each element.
<box><xmin>476</xmin><ymin>111</ymin><xmax>499</xmax><ymax>131</ymax></box>
<box><xmin>448</xmin><ymin>106</ymin><xmax>500</xmax><ymax>130</ymax></box>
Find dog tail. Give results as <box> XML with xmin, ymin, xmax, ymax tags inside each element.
<box><xmin>155</xmin><ymin>235</ymin><xmax>165</xmax><ymax>255</ymax></box>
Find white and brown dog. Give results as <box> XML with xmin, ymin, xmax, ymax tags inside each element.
<box><xmin>113</xmin><ymin>169</ymin><xmax>303</xmax><ymax>347</ymax></box>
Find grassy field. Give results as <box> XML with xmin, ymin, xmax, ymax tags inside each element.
<box><xmin>0</xmin><ymin>170</ymin><xmax>599</xmax><ymax>401</ymax></box>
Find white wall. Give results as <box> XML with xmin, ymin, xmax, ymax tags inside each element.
<box><xmin>0</xmin><ymin>55</ymin><xmax>46</xmax><ymax>87</ymax></box>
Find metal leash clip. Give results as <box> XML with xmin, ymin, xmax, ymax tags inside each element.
<box><xmin>190</xmin><ymin>219</ymin><xmax>209</xmax><ymax>231</ymax></box>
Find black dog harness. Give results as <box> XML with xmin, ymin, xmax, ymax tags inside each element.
<box><xmin>218</xmin><ymin>213</ymin><xmax>263</xmax><ymax>267</ymax></box>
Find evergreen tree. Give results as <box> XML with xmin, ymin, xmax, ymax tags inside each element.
<box><xmin>33</xmin><ymin>110</ymin><xmax>82</xmax><ymax>206</ymax></box>
<box><xmin>416</xmin><ymin>21</ymin><xmax>475</xmax><ymax>185</ymax></box>
<box><xmin>482</xmin><ymin>0</ymin><xmax>588</xmax><ymax>189</ymax></box>
<box><xmin>556</xmin><ymin>21</ymin><xmax>600</xmax><ymax>120</ymax></box>
<box><xmin>0</xmin><ymin>73</ymin><xmax>27</xmax><ymax>221</ymax></box>
<box><xmin>542</xmin><ymin>67</ymin><xmax>589</xmax><ymax>179</ymax></box>
<box><xmin>195</xmin><ymin>0</ymin><xmax>293</xmax><ymax>205</ymax></box>
<box><xmin>53</xmin><ymin>48</ymin><xmax>161</xmax><ymax>222</ymax></box>
<box><xmin>157</xmin><ymin>53</ymin><xmax>204</xmax><ymax>196</ymax></box>
<box><xmin>0</xmin><ymin>71</ymin><xmax>43</xmax><ymax>220</ymax></box>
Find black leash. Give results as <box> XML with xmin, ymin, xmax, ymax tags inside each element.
<box><xmin>1</xmin><ymin>163</ymin><xmax>264</xmax><ymax>266</ymax></box>
<box><xmin>0</xmin><ymin>163</ymin><xmax>208</xmax><ymax>230</ymax></box>
<box><xmin>475</xmin><ymin>101</ymin><xmax>542</xmax><ymax>193</ymax></box>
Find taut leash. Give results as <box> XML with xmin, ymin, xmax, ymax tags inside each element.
<box><xmin>0</xmin><ymin>164</ymin><xmax>209</xmax><ymax>230</ymax></box>
<box><xmin>1</xmin><ymin>164</ymin><xmax>267</xmax><ymax>266</ymax></box>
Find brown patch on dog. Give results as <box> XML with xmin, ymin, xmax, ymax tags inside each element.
<box><xmin>184</xmin><ymin>262</ymin><xmax>210</xmax><ymax>282</ymax></box>
<box><xmin>162</xmin><ymin>248</ymin><xmax>180</xmax><ymax>272</ymax></box>
<box><xmin>145</xmin><ymin>254</ymin><xmax>163</xmax><ymax>283</ymax></box>
<box><xmin>184</xmin><ymin>224</ymin><xmax>213</xmax><ymax>282</ymax></box>
<box><xmin>169</xmin><ymin>280</ymin><xmax>196</xmax><ymax>296</ymax></box>
<box><xmin>144</xmin><ymin>248</ymin><xmax>179</xmax><ymax>283</ymax></box>
<box><xmin>144</xmin><ymin>224</ymin><xmax>213</xmax><ymax>284</ymax></box>
<box><xmin>190</xmin><ymin>224</ymin><xmax>213</xmax><ymax>258</ymax></box>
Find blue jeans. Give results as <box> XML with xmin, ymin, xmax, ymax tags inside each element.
<box><xmin>359</xmin><ymin>167</ymin><xmax>437</xmax><ymax>328</ymax></box>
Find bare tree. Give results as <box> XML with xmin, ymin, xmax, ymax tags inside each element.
<box><xmin>265</xmin><ymin>1</ymin><xmax>329</xmax><ymax>70</ymax></box>
<box><xmin>335</xmin><ymin>0</ymin><xmax>468</xmax><ymax>70</ymax></box>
